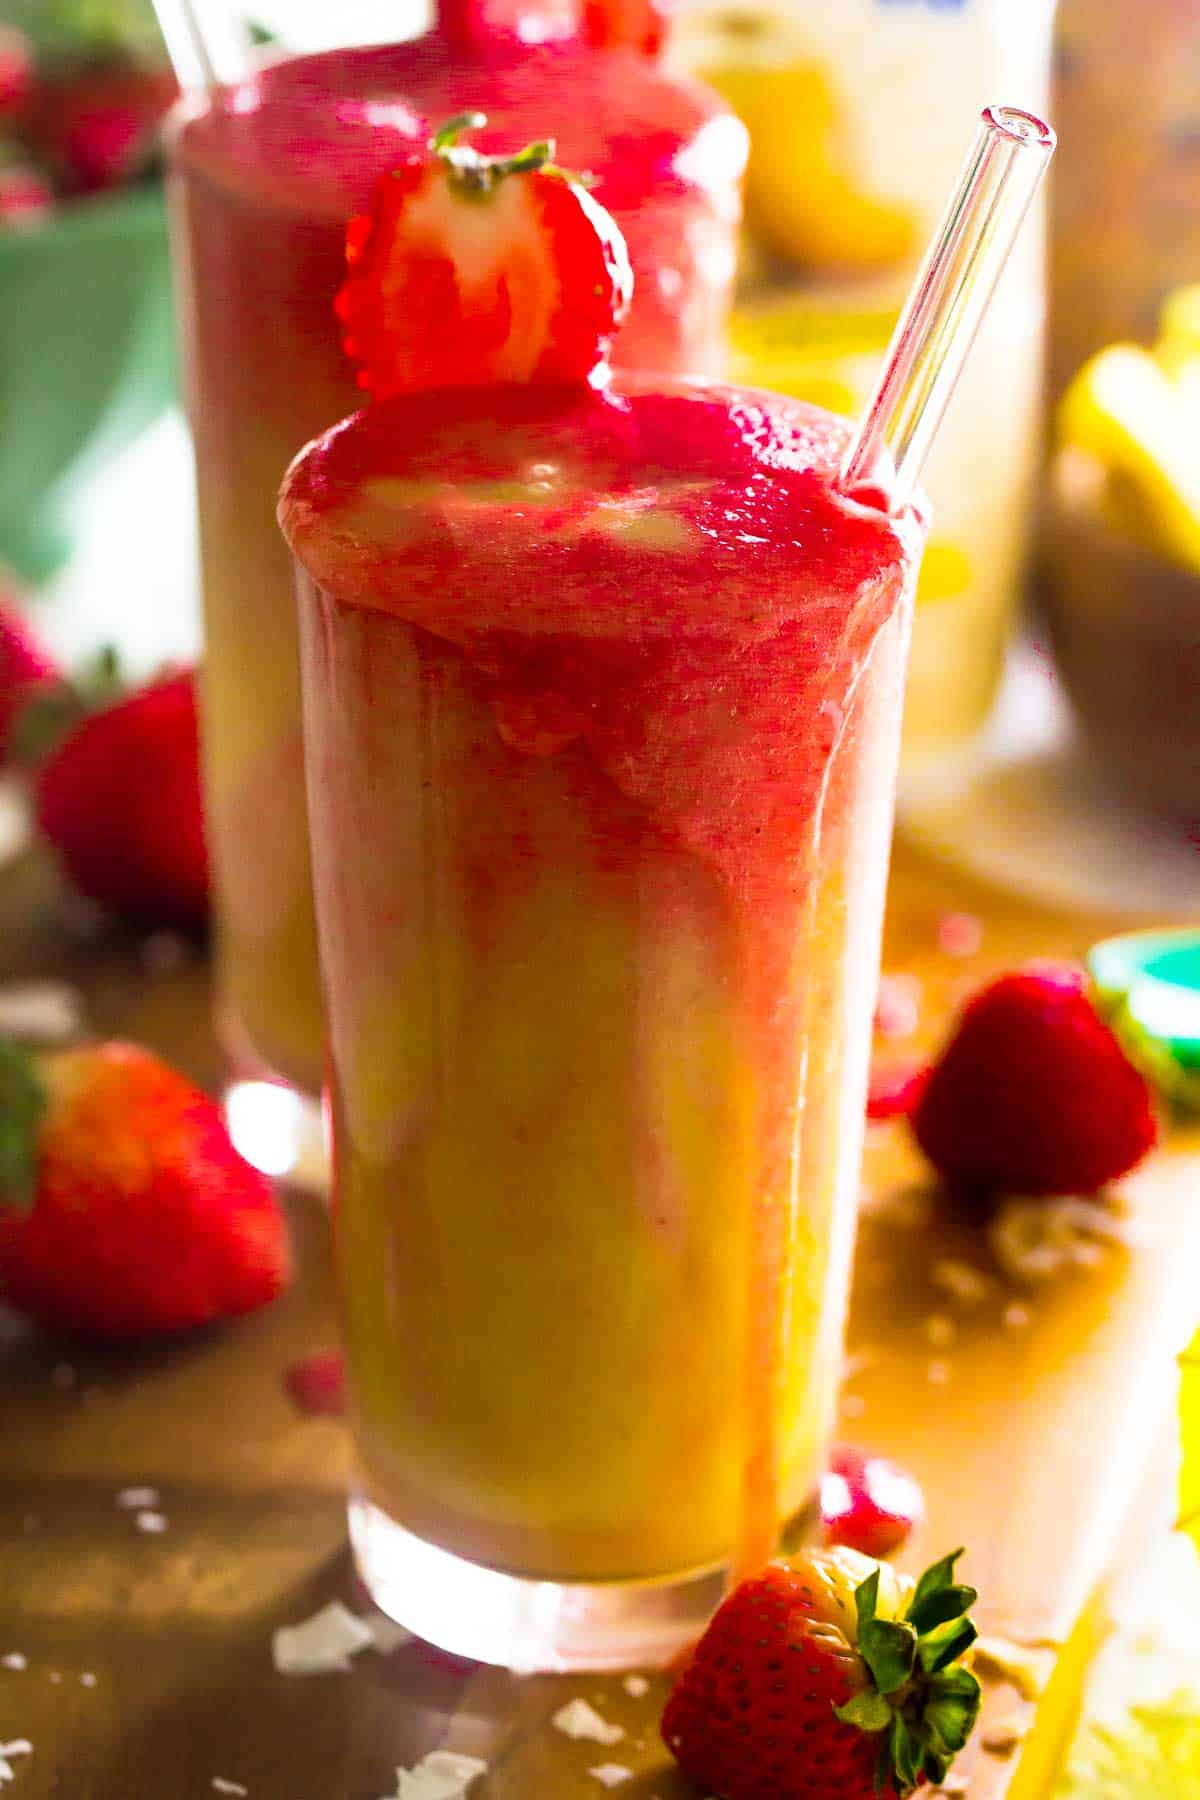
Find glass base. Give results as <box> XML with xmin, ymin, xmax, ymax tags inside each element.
<box><xmin>349</xmin><ymin>1494</ymin><xmax>729</xmax><ymax>1672</ymax></box>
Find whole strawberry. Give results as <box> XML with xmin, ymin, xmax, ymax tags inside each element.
<box><xmin>912</xmin><ymin>962</ymin><xmax>1158</xmax><ymax>1198</ymax></box>
<box><xmin>821</xmin><ymin>1446</ymin><xmax>925</xmax><ymax>1560</ymax></box>
<box><xmin>336</xmin><ymin>112</ymin><xmax>633</xmax><ymax>398</ymax></box>
<box><xmin>662</xmin><ymin>1547</ymin><xmax>981</xmax><ymax>1800</ymax></box>
<box><xmin>23</xmin><ymin>60</ymin><xmax>178</xmax><ymax>195</ymax></box>
<box><xmin>0</xmin><ymin>596</ymin><xmax>59</xmax><ymax>754</ymax></box>
<box><xmin>0</xmin><ymin>1040</ymin><xmax>289</xmax><ymax>1340</ymax></box>
<box><xmin>32</xmin><ymin>667</ymin><xmax>209</xmax><ymax>933</ymax></box>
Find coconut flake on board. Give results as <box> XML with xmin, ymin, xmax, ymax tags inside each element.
<box><xmin>0</xmin><ymin>982</ymin><xmax>84</xmax><ymax>1044</ymax></box>
<box><xmin>272</xmin><ymin>1602</ymin><xmax>375</xmax><ymax>1675</ymax></box>
<box><xmin>382</xmin><ymin>1751</ymin><xmax>487</xmax><ymax>1798</ymax></box>
<box><xmin>552</xmin><ymin>1700</ymin><xmax>625</xmax><ymax>1745</ymax></box>
<box><xmin>0</xmin><ymin>1742</ymin><xmax>32</xmax><ymax>1785</ymax></box>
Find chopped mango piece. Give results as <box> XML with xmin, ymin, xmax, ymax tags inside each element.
<box><xmin>693</xmin><ymin>12</ymin><xmax>916</xmax><ymax>273</ymax></box>
<box><xmin>1058</xmin><ymin>345</ymin><xmax>1200</xmax><ymax>572</ymax></box>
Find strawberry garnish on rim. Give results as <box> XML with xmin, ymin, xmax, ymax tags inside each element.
<box><xmin>336</xmin><ymin>112</ymin><xmax>633</xmax><ymax>399</ymax></box>
<box><xmin>662</xmin><ymin>1545</ymin><xmax>982</xmax><ymax>1800</ymax></box>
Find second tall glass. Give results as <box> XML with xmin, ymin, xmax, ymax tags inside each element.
<box><xmin>167</xmin><ymin>27</ymin><xmax>747</xmax><ymax>1100</ymax></box>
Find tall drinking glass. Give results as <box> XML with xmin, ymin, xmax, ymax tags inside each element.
<box><xmin>167</xmin><ymin>27</ymin><xmax>747</xmax><ymax>1105</ymax></box>
<box><xmin>677</xmin><ymin>0</ymin><xmax>1057</xmax><ymax>774</ymax></box>
<box><xmin>279</xmin><ymin>379</ymin><xmax>925</xmax><ymax>1668</ymax></box>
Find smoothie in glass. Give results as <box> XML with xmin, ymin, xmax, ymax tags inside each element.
<box><xmin>280</xmin><ymin>379</ymin><xmax>924</xmax><ymax>1666</ymax></box>
<box><xmin>168</xmin><ymin>24</ymin><xmax>747</xmax><ymax>1096</ymax></box>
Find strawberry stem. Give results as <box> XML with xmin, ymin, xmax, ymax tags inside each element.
<box><xmin>833</xmin><ymin>1549</ymin><xmax>982</xmax><ymax>1798</ymax></box>
<box><xmin>429</xmin><ymin>112</ymin><xmax>567</xmax><ymax>199</ymax></box>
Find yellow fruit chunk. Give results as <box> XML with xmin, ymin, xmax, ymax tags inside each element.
<box><xmin>727</xmin><ymin>299</ymin><xmax>892</xmax><ymax>413</ymax></box>
<box><xmin>915</xmin><ymin>539</ymin><xmax>971</xmax><ymax>608</ymax></box>
<box><xmin>702</xmin><ymin>55</ymin><xmax>916</xmax><ymax>274</ymax></box>
<box><xmin>1057</xmin><ymin>345</ymin><xmax>1200</xmax><ymax>572</ymax></box>
<box><xmin>1159</xmin><ymin>284</ymin><xmax>1200</xmax><ymax>359</ymax></box>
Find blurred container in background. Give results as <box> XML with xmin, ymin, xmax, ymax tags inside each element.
<box><xmin>676</xmin><ymin>0</ymin><xmax>1056</xmax><ymax>778</ymax></box>
<box><xmin>1038</xmin><ymin>0</ymin><xmax>1200</xmax><ymax>828</ymax></box>
<box><xmin>0</xmin><ymin>0</ymin><xmax>178</xmax><ymax>583</ymax></box>
<box><xmin>1049</xmin><ymin>0</ymin><xmax>1200</xmax><ymax>406</ymax></box>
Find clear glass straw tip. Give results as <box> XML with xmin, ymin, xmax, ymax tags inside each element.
<box><xmin>842</xmin><ymin>104</ymin><xmax>1056</xmax><ymax>511</ymax></box>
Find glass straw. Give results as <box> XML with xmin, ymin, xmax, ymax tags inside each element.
<box><xmin>842</xmin><ymin>105</ymin><xmax>1056</xmax><ymax>510</ymax></box>
<box><xmin>151</xmin><ymin>0</ymin><xmax>250</xmax><ymax>90</ymax></box>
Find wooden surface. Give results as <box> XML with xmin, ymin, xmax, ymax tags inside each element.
<box><xmin>1</xmin><ymin>828</ymin><xmax>1197</xmax><ymax>1800</ymax></box>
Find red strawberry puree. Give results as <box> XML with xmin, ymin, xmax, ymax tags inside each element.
<box><xmin>167</xmin><ymin>32</ymin><xmax>747</xmax><ymax>1096</ymax></box>
<box><xmin>279</xmin><ymin>381</ymin><xmax>923</xmax><ymax>1585</ymax></box>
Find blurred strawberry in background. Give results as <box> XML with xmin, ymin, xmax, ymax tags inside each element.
<box><xmin>18</xmin><ymin>662</ymin><xmax>210</xmax><ymax>934</ymax></box>
<box><xmin>0</xmin><ymin>1039</ymin><xmax>290</xmax><ymax>1340</ymax></box>
<box><xmin>0</xmin><ymin>0</ymin><xmax>177</xmax><ymax>222</ymax></box>
<box><xmin>22</xmin><ymin>57</ymin><xmax>176</xmax><ymax>195</ymax></box>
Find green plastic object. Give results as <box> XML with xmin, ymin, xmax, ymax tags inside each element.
<box><xmin>0</xmin><ymin>184</ymin><xmax>176</xmax><ymax>582</ymax></box>
<box><xmin>1089</xmin><ymin>929</ymin><xmax>1200</xmax><ymax>1113</ymax></box>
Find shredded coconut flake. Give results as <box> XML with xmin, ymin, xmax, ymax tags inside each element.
<box><xmin>981</xmin><ymin>1715</ymin><xmax>1026</xmax><ymax>1757</ymax></box>
<box><xmin>383</xmin><ymin>1750</ymin><xmax>487</xmax><ymax>1798</ymax></box>
<box><xmin>117</xmin><ymin>1487</ymin><xmax>160</xmax><ymax>1510</ymax></box>
<box><xmin>1002</xmin><ymin>1301</ymin><xmax>1032</xmax><ymax>1331</ymax></box>
<box><xmin>930</xmin><ymin>1257</ymin><xmax>992</xmax><ymax>1305</ymax></box>
<box><xmin>622</xmin><ymin>1674</ymin><xmax>649</xmax><ymax>1699</ymax></box>
<box><xmin>552</xmin><ymin>1699</ymin><xmax>625</xmax><ymax>1745</ymax></box>
<box><xmin>0</xmin><ymin>982</ymin><xmax>84</xmax><ymax>1044</ymax></box>
<box><xmin>589</xmin><ymin>1765</ymin><xmax>633</xmax><ymax>1787</ymax></box>
<box><xmin>862</xmin><ymin>1186</ymin><xmax>933</xmax><ymax>1232</ymax></box>
<box><xmin>0</xmin><ymin>1743</ymin><xmax>31</xmax><ymax>1787</ymax></box>
<box><xmin>840</xmin><ymin>1346</ymin><xmax>878</xmax><ymax>1385</ymax></box>
<box><xmin>1</xmin><ymin>1656</ymin><xmax>26</xmax><ymax>1672</ymax></box>
<box><xmin>135</xmin><ymin>1510</ymin><xmax>168</xmax><ymax>1534</ymax></box>
<box><xmin>272</xmin><ymin>1602</ymin><xmax>376</xmax><ymax>1676</ymax></box>
<box><xmin>212</xmin><ymin>1782</ymin><xmax>249</xmax><ymax>1796</ymax></box>
<box><xmin>989</xmin><ymin>1196</ymin><xmax>1138</xmax><ymax>1286</ymax></box>
<box><xmin>974</xmin><ymin>1636</ymin><xmax>1055</xmax><ymax>1702</ymax></box>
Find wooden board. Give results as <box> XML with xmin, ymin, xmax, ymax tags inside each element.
<box><xmin>0</xmin><ymin>836</ymin><xmax>1196</xmax><ymax>1799</ymax></box>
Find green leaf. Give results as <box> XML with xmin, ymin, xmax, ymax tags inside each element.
<box><xmin>855</xmin><ymin>1567</ymin><xmax>881</xmax><ymax>1629</ymax></box>
<box><xmin>431</xmin><ymin>111</ymin><xmax>489</xmax><ymax>153</ymax></box>
<box><xmin>0</xmin><ymin>1043</ymin><xmax>46</xmax><ymax>1215</ymax></box>
<box><xmin>890</xmin><ymin>1714</ymin><xmax>922</xmax><ymax>1795</ymax></box>
<box><xmin>858</xmin><ymin>1617</ymin><xmax>917</xmax><ymax>1696</ymax></box>
<box><xmin>909</xmin><ymin>1549</ymin><xmax>966</xmax><ymax>1619</ymax></box>
<box><xmin>925</xmin><ymin>1667</ymin><xmax>983</xmax><ymax>1752</ymax></box>
<box><xmin>834</xmin><ymin>1689</ymin><xmax>893</xmax><ymax>1734</ymax></box>
<box><xmin>917</xmin><ymin>1616</ymin><xmax>978</xmax><ymax>1675</ymax></box>
<box><xmin>10</xmin><ymin>644</ymin><xmax>124</xmax><ymax>769</ymax></box>
<box><xmin>908</xmin><ymin>1582</ymin><xmax>978</xmax><ymax>1635</ymax></box>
